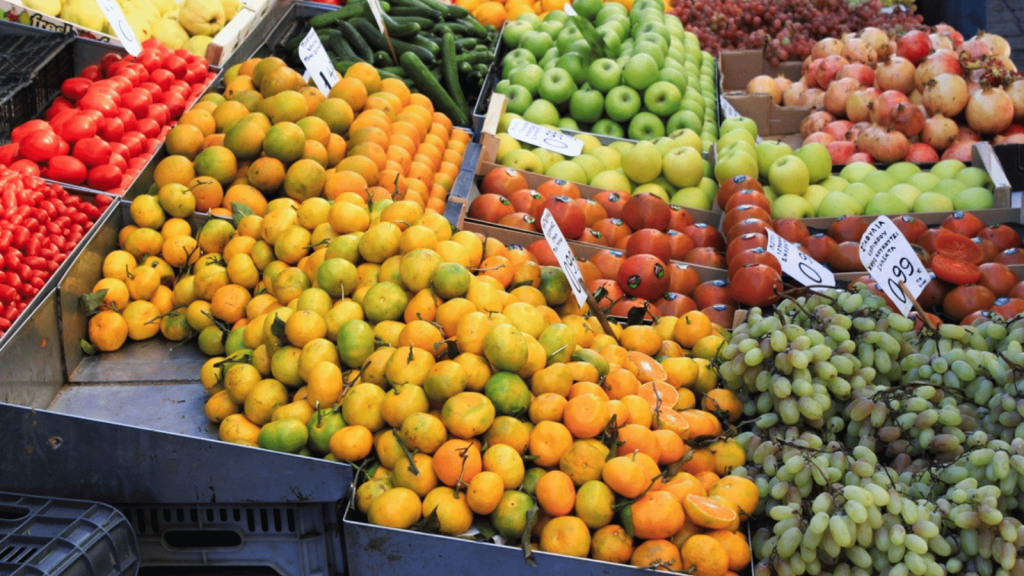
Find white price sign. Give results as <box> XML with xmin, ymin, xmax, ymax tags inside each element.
<box><xmin>765</xmin><ymin>229</ymin><xmax>835</xmax><ymax>290</ymax></box>
<box><xmin>563</xmin><ymin>3</ymin><xmax>578</xmax><ymax>15</ymax></box>
<box><xmin>858</xmin><ymin>216</ymin><xmax>930</xmax><ymax>316</ymax></box>
<box><xmin>540</xmin><ymin>209</ymin><xmax>588</xmax><ymax>307</ymax></box>
<box><xmin>96</xmin><ymin>0</ymin><xmax>141</xmax><ymax>56</ymax></box>
<box><xmin>506</xmin><ymin>119</ymin><xmax>584</xmax><ymax>157</ymax></box>
<box><xmin>367</xmin><ymin>0</ymin><xmax>387</xmax><ymax>31</ymax></box>
<box><xmin>298</xmin><ymin>29</ymin><xmax>338</xmax><ymax>94</ymax></box>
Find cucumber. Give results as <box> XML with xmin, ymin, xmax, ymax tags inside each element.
<box><xmin>336</xmin><ymin>19</ymin><xmax>373</xmax><ymax>62</ymax></box>
<box><xmin>350</xmin><ymin>18</ymin><xmax>391</xmax><ymax>53</ymax></box>
<box><xmin>441</xmin><ymin>33</ymin><xmax>469</xmax><ymax>119</ymax></box>
<box><xmin>408</xmin><ymin>0</ymin><xmax>453</xmax><ymax>18</ymax></box>
<box><xmin>391</xmin><ymin>16</ymin><xmax>434</xmax><ymax>30</ymax></box>
<box><xmin>308</xmin><ymin>2</ymin><xmax>365</xmax><ymax>27</ymax></box>
<box><xmin>410</xmin><ymin>35</ymin><xmax>441</xmax><ymax>57</ymax></box>
<box><xmin>373</xmin><ymin>50</ymin><xmax>395</xmax><ymax>67</ymax></box>
<box><xmin>455</xmin><ymin>51</ymin><xmax>492</xmax><ymax>66</ymax></box>
<box><xmin>332</xmin><ymin>60</ymin><xmax>363</xmax><ymax>73</ymax></box>
<box><xmin>454</xmin><ymin>37</ymin><xmax>477</xmax><ymax>50</ymax></box>
<box><xmin>390</xmin><ymin>38</ymin><xmax>436</xmax><ymax>65</ymax></box>
<box><xmin>457</xmin><ymin>61</ymin><xmax>472</xmax><ymax>74</ymax></box>
<box><xmin>439</xmin><ymin>20</ymin><xmax>486</xmax><ymax>38</ymax></box>
<box><xmin>381</xmin><ymin>11</ymin><xmax>421</xmax><ymax>38</ymax></box>
<box><xmin>327</xmin><ymin>30</ymin><xmax>362</xmax><ymax>62</ymax></box>
<box><xmin>399</xmin><ymin>52</ymin><xmax>469</xmax><ymax>127</ymax></box>
<box><xmin>387</xmin><ymin>3</ymin><xmax>444</xmax><ymax>19</ymax></box>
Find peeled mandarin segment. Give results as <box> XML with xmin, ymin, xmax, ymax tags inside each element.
<box><xmin>683</xmin><ymin>493</ymin><xmax>739</xmax><ymax>530</ymax></box>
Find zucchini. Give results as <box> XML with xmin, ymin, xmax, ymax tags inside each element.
<box><xmin>399</xmin><ymin>51</ymin><xmax>469</xmax><ymax>127</ymax></box>
<box><xmin>336</xmin><ymin>19</ymin><xmax>373</xmax><ymax>61</ymax></box>
<box><xmin>441</xmin><ymin>33</ymin><xmax>469</xmax><ymax>119</ymax></box>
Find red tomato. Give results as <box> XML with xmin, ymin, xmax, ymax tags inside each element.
<box><xmin>44</xmin><ymin>155</ymin><xmax>87</xmax><ymax>185</ymax></box>
<box><xmin>120</xmin><ymin>132</ymin><xmax>146</xmax><ymax>158</ymax></box>
<box><xmin>80</xmin><ymin>64</ymin><xmax>102</xmax><ymax>81</ymax></box>
<box><xmin>79</xmin><ymin>91</ymin><xmax>119</xmax><ymax>117</ymax></box>
<box><xmin>11</xmin><ymin>120</ymin><xmax>52</xmax><ymax>144</ymax></box>
<box><xmin>57</xmin><ymin>113</ymin><xmax>98</xmax><ymax>143</ymax></box>
<box><xmin>136</xmin><ymin>49</ymin><xmax>164</xmax><ymax>72</ymax></box>
<box><xmin>146</xmin><ymin>103</ymin><xmax>171</xmax><ymax>125</ymax></box>
<box><xmin>108</xmin><ymin>141</ymin><xmax>131</xmax><ymax>160</ymax></box>
<box><xmin>18</xmin><ymin>130</ymin><xmax>63</xmax><ymax>163</ymax></box>
<box><xmin>183</xmin><ymin>62</ymin><xmax>207</xmax><ymax>85</ymax></box>
<box><xmin>114</xmin><ymin>65</ymin><xmax>140</xmax><ymax>87</ymax></box>
<box><xmin>135</xmin><ymin>118</ymin><xmax>161</xmax><ymax>139</ymax></box>
<box><xmin>138</xmin><ymin>82</ymin><xmax>162</xmax><ymax>100</ymax></box>
<box><xmin>161</xmin><ymin>91</ymin><xmax>187</xmax><ymax>119</ymax></box>
<box><xmin>931</xmin><ymin>253</ymin><xmax>981</xmax><ymax>285</ymax></box>
<box><xmin>934</xmin><ymin>230</ymin><xmax>984</xmax><ymax>265</ymax></box>
<box><xmin>9</xmin><ymin>159</ymin><xmax>40</xmax><ymax>177</ymax></box>
<box><xmin>60</xmin><ymin>77</ymin><xmax>92</xmax><ymax>101</ymax></box>
<box><xmin>120</xmin><ymin>88</ymin><xmax>154</xmax><ymax>119</ymax></box>
<box><xmin>86</xmin><ymin>164</ymin><xmax>123</xmax><ymax>191</ymax></box>
<box><xmin>0</xmin><ymin>143</ymin><xmax>18</xmax><ymax>165</ymax></box>
<box><xmin>107</xmin><ymin>152</ymin><xmax>128</xmax><ymax>173</ymax></box>
<box><xmin>729</xmin><ymin>264</ymin><xmax>783</xmax><ymax>307</ymax></box>
<box><xmin>164</xmin><ymin>55</ymin><xmax>188</xmax><ymax>79</ymax></box>
<box><xmin>149</xmin><ymin>68</ymin><xmax>174</xmax><ymax>92</ymax></box>
<box><xmin>97</xmin><ymin>117</ymin><xmax>125</xmax><ymax>142</ymax></box>
<box><xmin>72</xmin><ymin>137</ymin><xmax>112</xmax><ymax>167</ymax></box>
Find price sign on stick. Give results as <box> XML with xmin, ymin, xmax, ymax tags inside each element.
<box><xmin>563</xmin><ymin>3</ymin><xmax>578</xmax><ymax>15</ymax></box>
<box><xmin>96</xmin><ymin>0</ymin><xmax>142</xmax><ymax>56</ymax></box>
<box><xmin>299</xmin><ymin>29</ymin><xmax>338</xmax><ymax>94</ymax></box>
<box><xmin>367</xmin><ymin>0</ymin><xmax>399</xmax><ymax>63</ymax></box>
<box><xmin>765</xmin><ymin>229</ymin><xmax>835</xmax><ymax>290</ymax></box>
<box><xmin>540</xmin><ymin>209</ymin><xmax>588</xmax><ymax>307</ymax></box>
<box><xmin>507</xmin><ymin>119</ymin><xmax>584</xmax><ymax>157</ymax></box>
<box><xmin>859</xmin><ymin>216</ymin><xmax>929</xmax><ymax>317</ymax></box>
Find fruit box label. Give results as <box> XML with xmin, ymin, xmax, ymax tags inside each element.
<box><xmin>858</xmin><ymin>216</ymin><xmax>929</xmax><ymax>317</ymax></box>
<box><xmin>765</xmin><ymin>229</ymin><xmax>835</xmax><ymax>291</ymax></box>
<box><xmin>540</xmin><ymin>209</ymin><xmax>588</xmax><ymax>307</ymax></box>
<box><xmin>507</xmin><ymin>119</ymin><xmax>583</xmax><ymax>157</ymax></box>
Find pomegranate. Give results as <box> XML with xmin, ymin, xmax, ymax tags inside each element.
<box><xmin>849</xmin><ymin>152</ymin><xmax>875</xmax><ymax>163</ymax></box>
<box><xmin>823</xmin><ymin>120</ymin><xmax>854</xmax><ymax>141</ymax></box>
<box><xmin>846</xmin><ymin>88</ymin><xmax>881</xmax><ymax>123</ymax></box>
<box><xmin>996</xmin><ymin>124</ymin><xmax>1024</xmax><ymax>143</ymax></box>
<box><xmin>804</xmin><ymin>59</ymin><xmax>823</xmax><ymax>89</ymax></box>
<box><xmin>812</xmin><ymin>91</ymin><xmax>826</xmax><ymax>108</ymax></box>
<box><xmin>774</xmin><ymin>76</ymin><xmax>793</xmax><ymax>95</ymax></box>
<box><xmin>824</xmin><ymin>78</ymin><xmax>861</xmax><ymax>117</ymax></box>
<box><xmin>800</xmin><ymin>110</ymin><xmax>835</xmax><ymax>139</ymax></box>
<box><xmin>929</xmin><ymin>34</ymin><xmax>954</xmax><ymax>52</ymax></box>
<box><xmin>977</xmin><ymin>32</ymin><xmax>1011</xmax><ymax>58</ymax></box>
<box><xmin>811</xmin><ymin>38</ymin><xmax>845</xmax><ymax>60</ymax></box>
<box><xmin>941</xmin><ymin>142</ymin><xmax>974</xmax><ymax>162</ymax></box>
<box><xmin>842</xmin><ymin>38</ymin><xmax>878</xmax><ymax>65</ymax></box>
<box><xmin>1000</xmin><ymin>134</ymin><xmax>1024</xmax><ymax>144</ymax></box>
<box><xmin>826</xmin><ymin>140</ymin><xmax>856</xmax><ymax>165</ymax></box>
<box><xmin>870</xmin><ymin>90</ymin><xmax>911</xmax><ymax>125</ymax></box>
<box><xmin>958</xmin><ymin>125</ymin><xmax>982</xmax><ymax>143</ymax></box>
<box><xmin>921</xmin><ymin>114</ymin><xmax>958</xmax><ymax>151</ymax></box>
<box><xmin>804</xmin><ymin>132</ymin><xmax>836</xmax><ymax>146</ymax></box>
<box><xmin>922</xmin><ymin>73</ymin><xmax>968</xmax><ymax>117</ymax></box>
<box><xmin>905</xmin><ymin>142</ymin><xmax>940</xmax><ymax>163</ymax></box>
<box><xmin>799</xmin><ymin>88</ymin><xmax>824</xmax><ymax>107</ymax></box>
<box><xmin>1007</xmin><ymin>79</ymin><xmax>1024</xmax><ymax>122</ymax></box>
<box><xmin>886</xmin><ymin>102</ymin><xmax>925</xmax><ymax>137</ymax></box>
<box><xmin>935</xmin><ymin>24</ymin><xmax>964</xmax><ymax>48</ymax></box>
<box><xmin>958</xmin><ymin>39</ymin><xmax>992</xmax><ymax>59</ymax></box>
<box><xmin>965</xmin><ymin>88</ymin><xmax>1015</xmax><ymax>134</ymax></box>
<box><xmin>845</xmin><ymin>121</ymin><xmax>872</xmax><ymax>142</ymax></box>
<box><xmin>838</xmin><ymin>63</ymin><xmax>875</xmax><ymax>87</ymax></box>
<box><xmin>746</xmin><ymin>75</ymin><xmax>782</xmax><ymax>105</ymax></box>
<box><xmin>909</xmin><ymin>89</ymin><xmax>923</xmax><ymax>106</ymax></box>
<box><xmin>914</xmin><ymin>50</ymin><xmax>962</xmax><ymax>92</ymax></box>
<box><xmin>783</xmin><ymin>81</ymin><xmax>808</xmax><ymax>107</ymax></box>
<box><xmin>860</xmin><ymin>27</ymin><xmax>891</xmax><ymax>59</ymax></box>
<box><xmin>896</xmin><ymin>30</ymin><xmax>932</xmax><ymax>65</ymax></box>
<box><xmin>816</xmin><ymin>55</ymin><xmax>850</xmax><ymax>88</ymax></box>
<box><xmin>875</xmin><ymin>57</ymin><xmax>917</xmax><ymax>94</ymax></box>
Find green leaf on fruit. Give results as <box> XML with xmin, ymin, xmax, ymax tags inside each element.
<box><xmin>412</xmin><ymin>508</ymin><xmax>441</xmax><ymax>534</ymax></box>
<box><xmin>231</xmin><ymin>202</ymin><xmax>255</xmax><ymax>228</ymax></box>
<box><xmin>626</xmin><ymin>304</ymin><xmax>647</xmax><ymax>326</ymax></box>
<box><xmin>521</xmin><ymin>505</ymin><xmax>540</xmax><ymax>566</ymax></box>
<box><xmin>270</xmin><ymin>315</ymin><xmax>287</xmax><ymax>340</ymax></box>
<box><xmin>474</xmin><ymin>517</ymin><xmax>498</xmax><ymax>540</ymax></box>
<box><xmin>80</xmin><ymin>289</ymin><xmax>108</xmax><ymax>316</ymax></box>
<box><xmin>571</xmin><ymin>15</ymin><xmax>604</xmax><ymax>59</ymax></box>
<box><xmin>79</xmin><ymin>339</ymin><xmax>97</xmax><ymax>356</ymax></box>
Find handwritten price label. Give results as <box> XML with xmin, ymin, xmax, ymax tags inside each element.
<box><xmin>298</xmin><ymin>29</ymin><xmax>338</xmax><ymax>94</ymax></box>
<box><xmin>96</xmin><ymin>0</ymin><xmax>141</xmax><ymax>56</ymax></box>
<box><xmin>540</xmin><ymin>209</ymin><xmax>588</xmax><ymax>307</ymax></box>
<box><xmin>507</xmin><ymin>119</ymin><xmax>583</xmax><ymax>157</ymax></box>
<box><xmin>765</xmin><ymin>229</ymin><xmax>835</xmax><ymax>290</ymax></box>
<box><xmin>859</xmin><ymin>216</ymin><xmax>929</xmax><ymax>316</ymax></box>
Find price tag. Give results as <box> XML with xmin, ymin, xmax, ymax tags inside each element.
<box><xmin>540</xmin><ymin>209</ymin><xmax>588</xmax><ymax>307</ymax></box>
<box><xmin>507</xmin><ymin>119</ymin><xmax>583</xmax><ymax>157</ymax></box>
<box><xmin>858</xmin><ymin>216</ymin><xmax>929</xmax><ymax>316</ymax></box>
<box><xmin>765</xmin><ymin>229</ymin><xmax>835</xmax><ymax>290</ymax></box>
<box><xmin>95</xmin><ymin>0</ymin><xmax>141</xmax><ymax>56</ymax></box>
<box><xmin>366</xmin><ymin>0</ymin><xmax>399</xmax><ymax>64</ymax></box>
<box><xmin>563</xmin><ymin>3</ymin><xmax>578</xmax><ymax>15</ymax></box>
<box><xmin>298</xmin><ymin>28</ymin><xmax>338</xmax><ymax>94</ymax></box>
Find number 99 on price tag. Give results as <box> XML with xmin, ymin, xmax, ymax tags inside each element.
<box><xmin>858</xmin><ymin>216</ymin><xmax>929</xmax><ymax>317</ymax></box>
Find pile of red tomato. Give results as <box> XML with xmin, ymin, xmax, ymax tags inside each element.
<box><xmin>0</xmin><ymin>166</ymin><xmax>112</xmax><ymax>337</ymax></box>
<box><xmin>0</xmin><ymin>38</ymin><xmax>216</xmax><ymax>194</ymax></box>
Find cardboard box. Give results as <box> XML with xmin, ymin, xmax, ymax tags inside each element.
<box><xmin>719</xmin><ymin>49</ymin><xmax>810</xmax><ymax>138</ymax></box>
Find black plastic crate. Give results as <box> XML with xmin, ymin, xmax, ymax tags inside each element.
<box><xmin>994</xmin><ymin>143</ymin><xmax>1024</xmax><ymax>193</ymax></box>
<box><xmin>0</xmin><ymin>21</ymin><xmax>75</xmax><ymax>145</ymax></box>
<box><xmin>0</xmin><ymin>492</ymin><xmax>139</xmax><ymax>576</ymax></box>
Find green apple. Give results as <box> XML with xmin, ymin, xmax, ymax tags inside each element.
<box><xmin>569</xmin><ymin>86</ymin><xmax>604</xmax><ymax>124</ymax></box>
<box><xmin>575</xmin><ymin>134</ymin><xmax>601</xmax><ymax>154</ymax></box>
<box><xmin>718</xmin><ymin>140</ymin><xmax>757</xmax><ymax>161</ymax></box>
<box><xmin>592</xmin><ymin>119</ymin><xmax>625</xmax><ymax>139</ymax></box>
<box><xmin>519</xmin><ymin>31</ymin><xmax>554</xmax><ymax>60</ymax></box>
<box><xmin>558</xmin><ymin>117</ymin><xmax>579</xmax><ymax>130</ymax></box>
<box><xmin>930</xmin><ymin>159</ymin><xmax>966</xmax><ymax>180</ymax></box>
<box><xmin>622</xmin><ymin>53</ymin><xmax>659</xmax><ymax>92</ymax></box>
<box><xmin>653</xmin><ymin>137</ymin><xmax>678</xmax><ymax>157</ymax></box>
<box><xmin>546</xmin><ymin>160</ymin><xmax>588</xmax><ymax>183</ymax></box>
<box><xmin>954</xmin><ymin>186</ymin><xmax>994</xmax><ymax>210</ymax></box>
<box><xmin>816</xmin><ymin>191</ymin><xmax>866</xmax><ymax>218</ymax></box>
<box><xmin>913</xmin><ymin>191</ymin><xmax>955</xmax><ymax>213</ymax></box>
<box><xmin>716</xmin><ymin>128</ymin><xmax>755</xmax><ymax>149</ymax></box>
<box><xmin>804</xmin><ymin>184</ymin><xmax>830</xmax><ymax>214</ymax></box>
<box><xmin>543</xmin><ymin>9</ymin><xmax>569</xmax><ymax>22</ymax></box>
<box><xmin>609</xmin><ymin>141</ymin><xmax>633</xmax><ymax>155</ymax></box>
<box><xmin>794</xmin><ymin>143</ymin><xmax>832</xmax><ymax>184</ymax></box>
<box><xmin>756</xmin><ymin>141</ymin><xmax>794</xmax><ymax>179</ymax></box>
<box><xmin>670</xmin><ymin>187</ymin><xmax>712</xmax><ymax>210</ymax></box>
<box><xmin>498</xmin><ymin>113</ymin><xmax>522</xmax><ymax>134</ymax></box>
<box><xmin>667</xmin><ymin>110</ymin><xmax>701</xmax><ymax>134</ymax></box>
<box><xmin>838</xmin><ymin>162</ymin><xmax>877</xmax><ymax>183</ymax></box>
<box><xmin>597</xmin><ymin>20</ymin><xmax>626</xmax><ymax>40</ymax></box>
<box><xmin>523</xmin><ymin>99</ymin><xmax>560</xmax><ymax>126</ymax></box>
<box><xmin>634</xmin><ymin>182</ymin><xmax>669</xmax><ymax>202</ymax></box>
<box><xmin>555</xmin><ymin>53</ymin><xmax>589</xmax><ymax>86</ymax></box>
<box><xmin>503</xmin><ymin>21</ymin><xmax>534</xmax><ymax>48</ymax></box>
<box><xmin>510</xmin><ymin>64</ymin><xmax>544</xmax><ymax>97</ymax></box>
<box><xmin>621</xmin><ymin>141</ymin><xmax>662</xmax><ymax>184</ymax></box>
<box><xmin>661</xmin><ymin>146</ymin><xmax>703</xmax><ymax>189</ymax></box>
<box><xmin>663</xmin><ymin>14</ymin><xmax>686</xmax><ymax>42</ymax></box>
<box><xmin>506</xmin><ymin>47</ymin><xmax>537</xmax><ymax>64</ymax></box>
<box><xmin>889</xmin><ymin>184</ymin><xmax>922</xmax><ymax>208</ymax></box>
<box><xmin>518</xmin><ymin>13</ymin><xmax>541</xmax><ymax>25</ymax></box>
<box><xmin>503</xmin><ymin>58</ymin><xmax>531</xmax><ymax>80</ymax></box>
<box><xmin>533</xmin><ymin>148</ymin><xmax>565</xmax><ymax>172</ymax></box>
<box><xmin>933</xmin><ymin>178</ymin><xmax>969</xmax><ymax>201</ymax></box>
<box><xmin>864</xmin><ymin>193</ymin><xmax>909</xmax><ymax>215</ymax></box>
<box><xmin>637</xmin><ymin>35</ymin><xmax>668</xmax><ymax>60</ymax></box>
<box><xmin>628</xmin><ymin>112</ymin><xmax>666</xmax><ymax>140</ymax></box>
<box><xmin>590</xmin><ymin>169</ymin><xmax>633</xmax><ymax>192</ymax></box>
<box><xmin>642</xmin><ymin>81</ymin><xmax>682</xmax><ymax>118</ymax></box>
<box><xmin>590</xmin><ymin>146</ymin><xmax>621</xmax><ymax>170</ymax></box>
<box><xmin>536</xmin><ymin>21</ymin><xmax>564</xmax><ymax>38</ymax></box>
<box><xmin>571</xmin><ymin>154</ymin><xmax>605</xmax><ymax>182</ymax></box>
<box><xmin>842</xmin><ymin>182</ymin><xmax>875</xmax><ymax>209</ymax></box>
<box><xmin>862</xmin><ymin>171</ymin><xmax>899</xmax><ymax>194</ymax></box>
<box><xmin>905</xmin><ymin>172</ymin><xmax>941</xmax><ymax>192</ymax></box>
<box><xmin>772</xmin><ymin>194</ymin><xmax>814</xmax><ymax>219</ymax></box>
<box><xmin>538</xmin><ymin>68</ymin><xmax>577</xmax><ymax>106</ymax></box>
<box><xmin>556</xmin><ymin>25</ymin><xmax>585</xmax><ymax>53</ymax></box>
<box><xmin>713</xmin><ymin>149</ymin><xmax>758</xmax><ymax>184</ymax></box>
<box><xmin>650</xmin><ymin>176</ymin><xmax>676</xmax><ymax>195</ymax></box>
<box><xmin>680</xmin><ymin>95</ymin><xmax>705</xmax><ymax>118</ymax></box>
<box><xmin>820</xmin><ymin>175</ymin><xmax>850</xmax><ymax>192</ymax></box>
<box><xmin>719</xmin><ymin>117</ymin><xmax>758</xmax><ymax>141</ymax></box>
<box><xmin>494</xmin><ymin>80</ymin><xmax>513</xmax><ymax>96</ymax></box>
<box><xmin>670</xmin><ymin>129</ymin><xmax>703</xmax><ymax>151</ymax></box>
<box><xmin>768</xmin><ymin>156</ymin><xmax>810</xmax><ymax>196</ymax></box>
<box><xmin>505</xmin><ymin>85</ymin><xmax>534</xmax><ymax>115</ymax></box>
<box><xmin>601</xmin><ymin>32</ymin><xmax>622</xmax><ymax>57</ymax></box>
<box><xmin>571</xmin><ymin>0</ymin><xmax>603</xmax><ymax>19</ymax></box>
<box><xmin>658</xmin><ymin>68</ymin><xmax>688</xmax><ymax>97</ymax></box>
<box><xmin>885</xmin><ymin>161</ymin><xmax>922</xmax><ymax>182</ymax></box>
<box><xmin>539</xmin><ymin>47</ymin><xmax>560</xmax><ymax>69</ymax></box>
<box><xmin>635</xmin><ymin>20</ymin><xmax>670</xmax><ymax>44</ymax></box>
<box><xmin>495</xmin><ymin>134</ymin><xmax>522</xmax><ymax>163</ymax></box>
<box><xmin>762</xmin><ymin>185</ymin><xmax>777</xmax><ymax>203</ymax></box>
<box><xmin>698</xmin><ymin>177</ymin><xmax>718</xmax><ymax>203</ymax></box>
<box><xmin>605</xmin><ymin>86</ymin><xmax>641</xmax><ymax>123</ymax></box>
<box><xmin>587</xmin><ymin>58</ymin><xmax>621</xmax><ymax>93</ymax></box>
<box><xmin>501</xmin><ymin>149</ymin><xmax>543</xmax><ymax>173</ymax></box>
<box><xmin>634</xmin><ymin>40</ymin><xmax>666</xmax><ymax>69</ymax></box>
<box><xmin>955</xmin><ymin>167</ymin><xmax>993</xmax><ymax>190</ymax></box>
